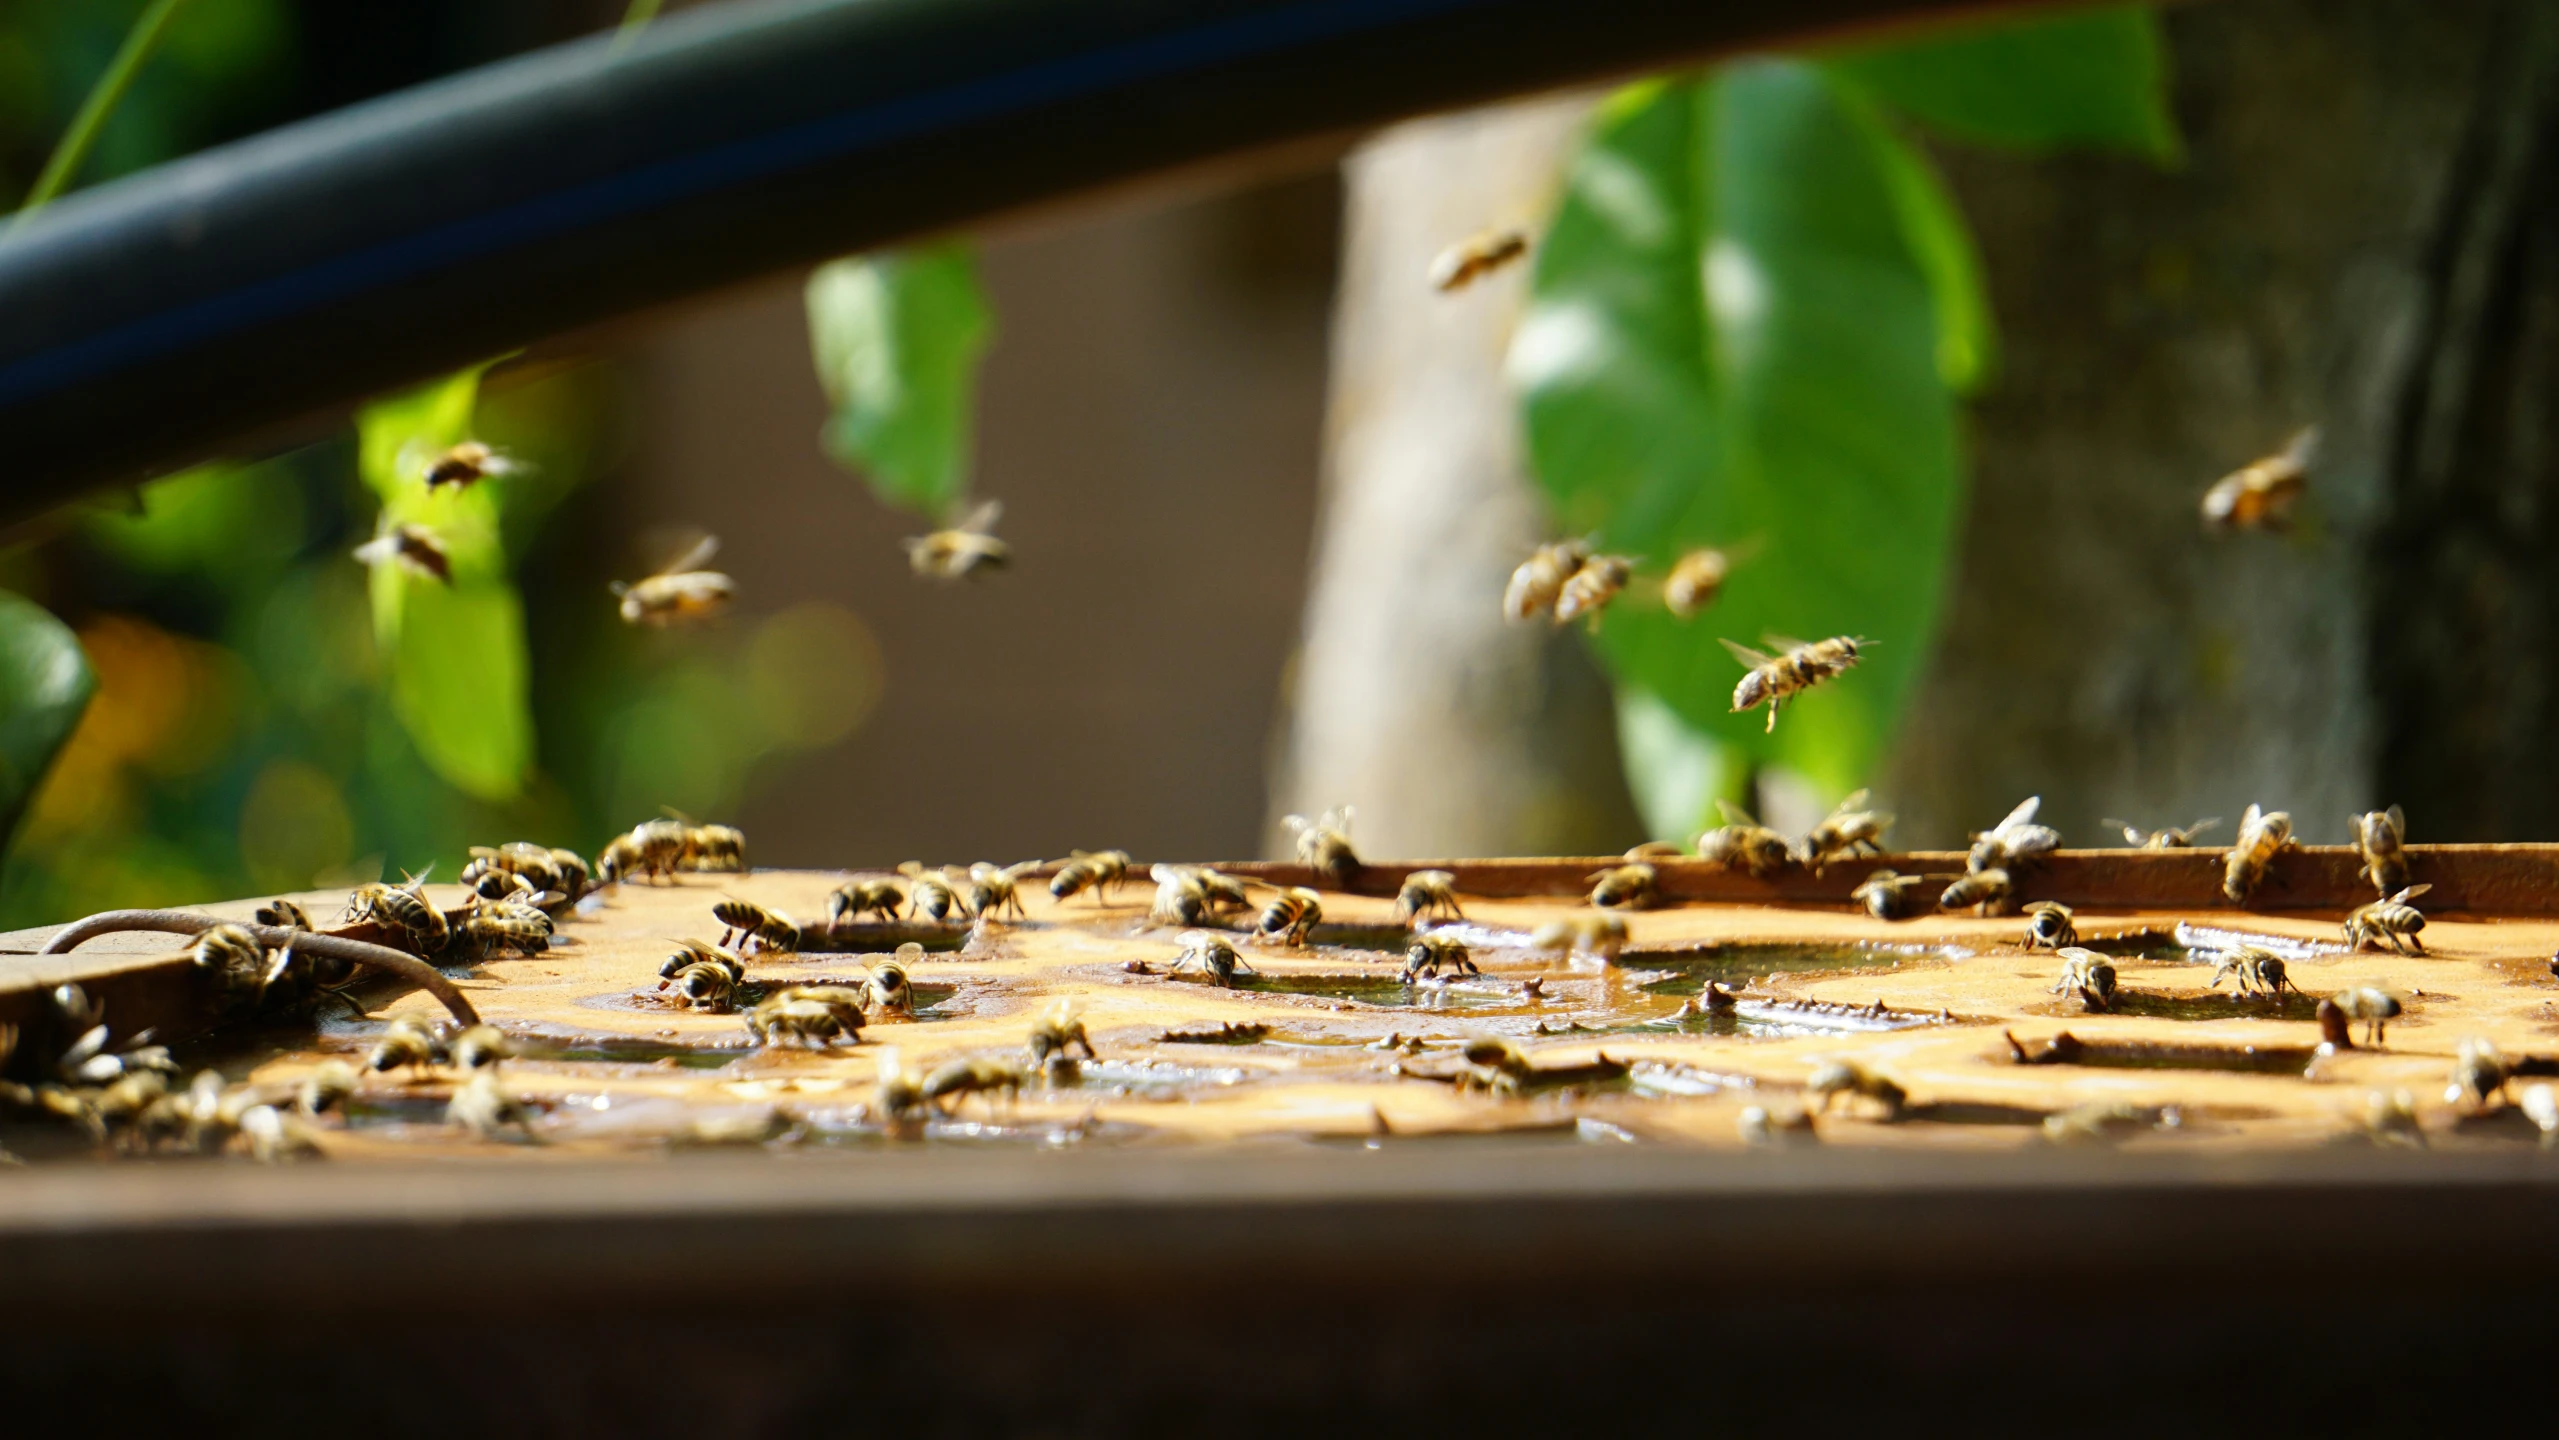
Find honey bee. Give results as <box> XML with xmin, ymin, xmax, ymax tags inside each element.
<box><xmin>2222</xmin><ymin>803</ymin><xmax>2295</xmax><ymax>904</ymax></box>
<box><xmin>1503</xmin><ymin>538</ymin><xmax>1590</xmax><ymax>622</ymax></box>
<box><xmin>235</xmin><ymin>1104</ymin><xmax>324</xmax><ymax>1163</ymax></box>
<box><xmin>254</xmin><ymin>899</ymin><xmax>313</xmax><ymax>929</ymax></box>
<box><xmin>899</xmin><ymin>862</ymin><xmax>962</xmax><ymax>921</ymax></box>
<box><xmin>2022</xmin><ymin>901</ymin><xmax>2077</xmax><ymax>950</ymax></box>
<box><xmin>1393</xmin><ymin>869</ymin><xmax>1463</xmax><ymax>924</ymax></box>
<box><xmin>1805</xmin><ymin>1059</ymin><xmax>1906</xmax><ymax>1120</ymax></box>
<box><xmin>785</xmin><ymin>984</ymin><xmax>869</xmax><ymax>1037</ymax></box>
<box><xmin>1403</xmin><ymin>931</ymin><xmax>1478</xmax><ymax>982</ymax></box>
<box><xmin>457</xmin><ymin>903</ymin><xmax>552</xmax><ymax>960</ymax></box>
<box><xmin>866</xmin><ymin>951</ymin><xmax>919</xmax><ymax>1017</ymax></box>
<box><xmin>1662</xmin><ymin>548</ymin><xmax>1730</xmax><ymax>619</ymax></box>
<box><xmin>614</xmin><ymin>534</ymin><xmax>734</xmax><ymax>627</ymax></box>
<box><xmin>2328</xmin><ymin>986</ymin><xmax>2403</xmax><ymax>1045</ymax></box>
<box><xmin>2201</xmin><ymin>427</ymin><xmax>2316</xmax><ymax>532</ymax></box>
<box><xmin>680</xmin><ymin>824</ymin><xmax>748</xmax><ymax>873</ymax></box>
<box><xmin>2051</xmin><ymin>946</ymin><xmax>2117</xmax><ymax>1012</ymax></box>
<box><xmin>1698</xmin><ymin>801</ymin><xmax>1791</xmax><ymax>877</ymax></box>
<box><xmin>1940</xmin><ymin>867</ymin><xmax>2013</xmax><ymax>916</ymax></box>
<box><xmin>466</xmin><ymin>867</ymin><xmax>536</xmax><ymax>905</ymax></box>
<box><xmin>748</xmin><ymin>987</ymin><xmax>860</xmax><ymax>1048</ymax></box>
<box><xmin>1195</xmin><ymin>868</ymin><xmax>1251</xmax><ymax>913</ymax></box>
<box><xmin>463</xmin><ymin>842</ymin><xmax>561</xmax><ymax>900</ymax></box>
<box><xmin>2446</xmin><ymin>1036</ymin><xmax>2511</xmax><ymax>1111</ymax></box>
<box><xmin>2207</xmin><ymin>945</ymin><xmax>2298</xmax><ymax>999</ymax></box>
<box><xmin>1849</xmin><ymin>869</ymin><xmax>1935</xmax><ymax>920</ymax></box>
<box><xmin>965</xmin><ymin>861</ymin><xmax>1040</xmax><ymax>922</ymax></box>
<box><xmin>2352</xmin><ymin>805</ymin><xmax>2409</xmax><ymax>896</ymax></box>
<box><xmin>1796</xmin><ymin>789</ymin><xmax>1892</xmax><ymax>869</ymax></box>
<box><xmin>2343</xmin><ymin>884</ymin><xmax>2430</xmax><ymax>954</ymax></box>
<box><xmin>1048</xmin><ymin>848</ymin><xmax>1133</xmax><ymax>904</ymax></box>
<box><xmin>1587</xmin><ymin>856</ymin><xmax>1659</xmax><ymax>909</ymax></box>
<box><xmin>658</xmin><ymin>938</ymin><xmax>745</xmax><ymax>988</ymax></box>
<box><xmin>188</xmin><ymin>923</ymin><xmax>271</xmax><ymax>996</ymax></box>
<box><xmin>351</xmin><ymin>521</ymin><xmax>453</xmax><ymax>585</ymax></box>
<box><xmin>1722</xmin><ymin>636</ymin><xmax>1863</xmax><ymax>732</ymax></box>
<box><xmin>1552</xmin><ymin>554</ymin><xmax>1634</xmax><ymax>627</ymax></box>
<box><xmin>2357</xmin><ymin>1088</ymin><xmax>2424</xmax><ymax>1148</ymax></box>
<box><xmin>547</xmin><ymin>848</ymin><xmax>595</xmax><ymax>902</ymax></box>
<box><xmin>1283</xmin><ymin>807</ymin><xmax>1360</xmax><ymax>885</ymax></box>
<box><xmin>415</xmin><ymin>439</ymin><xmax>522</xmax><ymax>492</ymax></box>
<box><xmin>448</xmin><ymin>1024</ymin><xmax>518</xmax><ymax>1072</ymax></box>
<box><xmin>348</xmin><ymin>872</ymin><xmax>452</xmax><ymax>955</ymax></box>
<box><xmin>925</xmin><ymin>1056</ymin><xmax>1027</xmax><ymax>1114</ymax></box>
<box><xmin>366</xmin><ymin>1016</ymin><xmax>447</xmax><ymax>1077</ymax></box>
<box><xmin>1529</xmin><ymin>912</ymin><xmax>1627</xmax><ymax>961</ymax></box>
<box><xmin>1253</xmin><ymin>885</ymin><xmax>1323</xmax><ymax>946</ymax></box>
<box><xmin>1169</xmin><ymin>931</ymin><xmax>1252</xmax><ymax>988</ymax></box>
<box><xmin>1452</xmin><ymin>1037</ymin><xmax>1536</xmax><ymax>1093</ymax></box>
<box><xmin>1428</xmin><ymin>226</ymin><xmax>1529</xmax><ymax>292</ymax></box>
<box><xmin>1026</xmin><ymin>1000</ymin><xmax>1097</xmax><ymax>1068</ymax></box>
<box><xmin>712</xmin><ymin>898</ymin><xmax>800</xmax><ymax>954</ymax></box>
<box><xmin>1969</xmin><ymin>796</ymin><xmax>2061</xmax><ymax>871</ymax></box>
<box><xmin>2102</xmin><ymin>817</ymin><xmax>2220</xmax><ymax>849</ymax></box>
<box><xmin>665</xmin><ymin>960</ymin><xmax>739</xmax><ymax>1012</ymax></box>
<box><xmin>827</xmin><ymin>877</ymin><xmax>907</xmax><ymax>925</ymax></box>
<box><xmin>1738</xmin><ymin>1104</ymin><xmax>1819</xmax><ymax>1147</ymax></box>
<box><xmin>447</xmin><ymin>1069</ymin><xmax>537</xmax><ymax>1140</ymax></box>
<box><xmin>874</xmin><ymin>1050</ymin><xmax>929</xmax><ymax>1138</ymax></box>
<box><xmin>905</xmin><ymin>500</ymin><xmax>1009</xmax><ymax>580</ymax></box>
<box><xmin>2041</xmin><ymin>1102</ymin><xmax>2154</xmax><ymax>1146</ymax></box>
<box><xmin>297</xmin><ymin>1060</ymin><xmax>357</xmax><ymax>1120</ymax></box>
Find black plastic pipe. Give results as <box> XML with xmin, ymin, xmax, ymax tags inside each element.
<box><xmin>0</xmin><ymin>0</ymin><xmax>2035</xmax><ymax>523</ymax></box>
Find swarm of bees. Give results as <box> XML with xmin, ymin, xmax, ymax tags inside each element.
<box><xmin>1503</xmin><ymin>539</ymin><xmax>1746</xmax><ymax>627</ymax></box>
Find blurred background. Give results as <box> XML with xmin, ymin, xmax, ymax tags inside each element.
<box><xmin>2</xmin><ymin>0</ymin><xmax>2550</xmax><ymax>926</ymax></box>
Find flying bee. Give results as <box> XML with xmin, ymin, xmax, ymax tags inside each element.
<box><xmin>1404</xmin><ymin>931</ymin><xmax>1477</xmax><ymax>982</ymax></box>
<box><xmin>658</xmin><ymin>938</ymin><xmax>745</xmax><ymax>989</ymax></box>
<box><xmin>1283</xmin><ymin>806</ymin><xmax>1360</xmax><ymax>885</ymax></box>
<box><xmin>1428</xmin><ymin>226</ymin><xmax>1528</xmax><ymax>292</ymax></box>
<box><xmin>2222</xmin><ymin>803</ymin><xmax>2296</xmax><ymax>904</ymax></box>
<box><xmin>666</xmin><ymin>960</ymin><xmax>739</xmax><ymax>1012</ymax></box>
<box><xmin>1723</xmin><ymin>636</ymin><xmax>1866</xmax><ymax>733</ymax></box>
<box><xmin>1698</xmin><ymin>801</ymin><xmax>1791</xmax><ymax>878</ymax></box>
<box><xmin>2344</xmin><ymin>884</ymin><xmax>2430</xmax><ymax>954</ymax></box>
<box><xmin>1529</xmin><ymin>912</ymin><xmax>1626</xmax><ymax>961</ymax></box>
<box><xmin>712</xmin><ymin>898</ymin><xmax>800</xmax><ymax>954</ymax></box>
<box><xmin>366</xmin><ymin>1017</ymin><xmax>447</xmax><ymax>1077</ymax></box>
<box><xmin>351</xmin><ymin>521</ymin><xmax>453</xmax><ymax>585</ymax></box>
<box><xmin>2022</xmin><ymin>901</ymin><xmax>2078</xmax><ymax>950</ymax></box>
<box><xmin>254</xmin><ymin>899</ymin><xmax>313</xmax><ymax>930</ymax></box>
<box><xmin>2201</xmin><ymin>426</ymin><xmax>2316</xmax><ymax>532</ymax></box>
<box><xmin>1026</xmin><ymin>1001</ymin><xmax>1097</xmax><ymax>1068</ymax></box>
<box><xmin>447</xmin><ymin>1069</ymin><xmax>537</xmax><ymax>1140</ymax></box>
<box><xmin>1850</xmin><ymin>869</ymin><xmax>1936</xmax><ymax>921</ymax></box>
<box><xmin>1797</xmin><ymin>789</ymin><xmax>1893</xmax><ymax>869</ymax></box>
<box><xmin>924</xmin><ymin>1056</ymin><xmax>1028</xmax><ymax>1114</ymax></box>
<box><xmin>1394</xmin><ymin>869</ymin><xmax>1464</xmax><ymax>924</ymax></box>
<box><xmin>1587</xmin><ymin>856</ymin><xmax>1659</xmax><ymax>910</ymax></box>
<box><xmin>1805</xmin><ymin>1060</ymin><xmax>1906</xmax><ymax>1120</ymax></box>
<box><xmin>899</xmin><ymin>862</ymin><xmax>962</xmax><ymax>921</ymax></box>
<box><xmin>2208</xmin><ymin>945</ymin><xmax>2298</xmax><ymax>999</ymax></box>
<box><xmin>1503</xmin><ymin>538</ymin><xmax>1591</xmax><ymax>622</ymax></box>
<box><xmin>747</xmin><ymin>993</ymin><xmax>850</xmax><ymax>1049</ymax></box>
<box><xmin>680</xmin><ymin>824</ymin><xmax>748</xmax><ymax>873</ymax></box>
<box><xmin>1940</xmin><ymin>867</ymin><xmax>2014</xmax><ymax>916</ymax></box>
<box><xmin>448</xmin><ymin>1024</ymin><xmax>517</xmax><ymax>1072</ymax></box>
<box><xmin>417</xmin><ymin>439</ymin><xmax>523</xmax><ymax>492</ymax></box>
<box><xmin>2352</xmin><ymin>805</ymin><xmax>2409</xmax><ymax>896</ymax></box>
<box><xmin>2447</xmin><ymin>1037</ymin><xmax>2511</xmax><ymax>1112</ymax></box>
<box><xmin>2329</xmin><ymin>986</ymin><xmax>2403</xmax><ymax>1045</ymax></box>
<box><xmin>1662</xmin><ymin>548</ymin><xmax>1730</xmax><ymax>619</ymax></box>
<box><xmin>1169</xmin><ymin>931</ymin><xmax>1252</xmax><ymax>988</ymax></box>
<box><xmin>1552</xmin><ymin>553</ymin><xmax>1634</xmax><ymax>627</ymax></box>
<box><xmin>1048</xmin><ymin>848</ymin><xmax>1132</xmax><ymax>904</ymax></box>
<box><xmin>1253</xmin><ymin>886</ymin><xmax>1323</xmax><ymax>946</ymax></box>
<box><xmin>613</xmin><ymin>533</ymin><xmax>734</xmax><ymax>627</ymax></box>
<box><xmin>2051</xmin><ymin>946</ymin><xmax>2117</xmax><ymax>1012</ymax></box>
<box><xmin>965</xmin><ymin>861</ymin><xmax>1040</xmax><ymax>922</ymax></box>
<box><xmin>1969</xmin><ymin>796</ymin><xmax>2061</xmax><ymax>871</ymax></box>
<box><xmin>2103</xmin><ymin>817</ymin><xmax>2220</xmax><ymax>849</ymax></box>
<box><xmin>866</xmin><ymin>950</ymin><xmax>918</xmax><ymax>1017</ymax></box>
<box><xmin>827</xmin><ymin>878</ymin><xmax>906</xmax><ymax>926</ymax></box>
<box><xmin>904</xmin><ymin>499</ymin><xmax>1009</xmax><ymax>580</ymax></box>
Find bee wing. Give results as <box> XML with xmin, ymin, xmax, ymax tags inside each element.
<box><xmin>1761</xmin><ymin>634</ymin><xmax>1812</xmax><ymax>654</ymax></box>
<box><xmin>1713</xmin><ymin>799</ymin><xmax>1763</xmax><ymax>828</ymax></box>
<box><xmin>1835</xmin><ymin>788</ymin><xmax>1870</xmax><ymax>815</ymax></box>
<box><xmin>1717</xmin><ymin>638</ymin><xmax>1773</xmax><ymax>668</ymax></box>
<box><xmin>2281</xmin><ymin>425</ymin><xmax>2321</xmax><ymax>470</ymax></box>
<box><xmin>2240</xmin><ymin>802</ymin><xmax>2263</xmax><ymax>831</ymax></box>
<box><xmin>2385</xmin><ymin>803</ymin><xmax>2405</xmax><ymax>833</ymax></box>
<box><xmin>2188</xmin><ymin>817</ymin><xmax>2222</xmax><ymax>837</ymax></box>
<box><xmin>655</xmin><ymin>533</ymin><xmax>721</xmax><ymax>578</ymax></box>
<box><xmin>955</xmin><ymin>499</ymin><xmax>1003</xmax><ymax>535</ymax></box>
<box><xmin>1281</xmin><ymin>814</ymin><xmax>1310</xmax><ymax>836</ymax></box>
<box><xmin>1987</xmin><ymin>796</ymin><xmax>2041</xmax><ymax>837</ymax></box>
<box><xmin>2393</xmin><ymin>884</ymin><xmax>2433</xmax><ymax>904</ymax></box>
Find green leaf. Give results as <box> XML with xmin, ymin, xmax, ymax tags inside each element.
<box><xmin>1820</xmin><ymin>5</ymin><xmax>2180</xmax><ymax>162</ymax></box>
<box><xmin>1838</xmin><ymin>85</ymin><xmax>1995</xmax><ymax>393</ymax></box>
<box><xmin>1513</xmin><ymin>63</ymin><xmax>1963</xmax><ymax>798</ymax></box>
<box><xmin>1614</xmin><ymin>686</ymin><xmax>1736</xmax><ymax>842</ymax></box>
<box><xmin>0</xmin><ymin>590</ymin><xmax>94</xmax><ymax>855</ymax></box>
<box><xmin>355</xmin><ymin>366</ymin><xmax>532</xmax><ymax>801</ymax></box>
<box><xmin>806</xmin><ymin>243</ymin><xmax>993</xmax><ymax>516</ymax></box>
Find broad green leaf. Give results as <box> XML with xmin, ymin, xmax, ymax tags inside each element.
<box><xmin>1821</xmin><ymin>5</ymin><xmax>2179</xmax><ymax>162</ymax></box>
<box><xmin>1838</xmin><ymin>84</ymin><xmax>1995</xmax><ymax>393</ymax></box>
<box><xmin>356</xmin><ymin>366</ymin><xmax>532</xmax><ymax>801</ymax></box>
<box><xmin>1614</xmin><ymin>686</ymin><xmax>1735</xmax><ymax>843</ymax></box>
<box><xmin>1513</xmin><ymin>63</ymin><xmax>1962</xmax><ymax>810</ymax></box>
<box><xmin>807</xmin><ymin>243</ymin><xmax>992</xmax><ymax>516</ymax></box>
<box><xmin>0</xmin><ymin>590</ymin><xmax>94</xmax><ymax>855</ymax></box>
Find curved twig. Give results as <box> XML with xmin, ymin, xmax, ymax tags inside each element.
<box><xmin>39</xmin><ymin>910</ymin><xmax>480</xmax><ymax>1026</ymax></box>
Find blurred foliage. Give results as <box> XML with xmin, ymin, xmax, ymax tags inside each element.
<box><xmin>1517</xmin><ymin>7</ymin><xmax>2177</xmax><ymax>840</ymax></box>
<box><xmin>0</xmin><ymin>590</ymin><xmax>93</xmax><ymax>856</ymax></box>
<box><xmin>806</xmin><ymin>243</ymin><xmax>994</xmax><ymax>517</ymax></box>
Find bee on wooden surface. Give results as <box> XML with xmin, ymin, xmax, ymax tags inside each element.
<box><xmin>2201</xmin><ymin>426</ymin><xmax>2316</xmax><ymax>533</ymax></box>
<box><xmin>188</xmin><ymin>923</ymin><xmax>270</xmax><ymax>996</ymax></box>
<box><xmin>2344</xmin><ymin>884</ymin><xmax>2430</xmax><ymax>954</ymax></box>
<box><xmin>1850</xmin><ymin>869</ymin><xmax>1936</xmax><ymax>921</ymax></box>
<box><xmin>366</xmin><ymin>1017</ymin><xmax>447</xmax><ymax>1077</ymax></box>
<box><xmin>1049</xmin><ymin>848</ymin><xmax>1133</xmax><ymax>904</ymax></box>
<box><xmin>1283</xmin><ymin>806</ymin><xmax>1361</xmax><ymax>885</ymax></box>
<box><xmin>680</xmin><ymin>824</ymin><xmax>748</xmax><ymax>873</ymax></box>
<box><xmin>905</xmin><ymin>499</ymin><xmax>1010</xmax><ymax>580</ymax></box>
<box><xmin>666</xmin><ymin>960</ymin><xmax>739</xmax><ymax>1012</ymax></box>
<box><xmin>712</xmin><ymin>898</ymin><xmax>800</xmax><ymax>954</ymax></box>
<box><xmin>2102</xmin><ymin>817</ymin><xmax>2220</xmax><ymax>849</ymax></box>
<box><xmin>1662</xmin><ymin>548</ymin><xmax>1730</xmax><ymax>620</ymax></box>
<box><xmin>466</xmin><ymin>868</ymin><xmax>537</xmax><ymax>905</ymax></box>
<box><xmin>297</xmin><ymin>1061</ymin><xmax>357</xmax><ymax>1120</ymax></box>
<box><xmin>1147</xmin><ymin>863</ymin><xmax>1211</xmax><ymax>928</ymax></box>
<box><xmin>1529</xmin><ymin>912</ymin><xmax>1627</xmax><ymax>961</ymax></box>
<box><xmin>862</xmin><ymin>951</ymin><xmax>919</xmax><ymax>1018</ymax></box>
<box><xmin>2022</xmin><ymin>901</ymin><xmax>2078</xmax><ymax>951</ymax></box>
<box><xmin>614</xmin><ymin>534</ymin><xmax>735</xmax><ymax>627</ymax></box>
<box><xmin>341</xmin><ymin>874</ymin><xmax>449</xmax><ymax>955</ymax></box>
<box><xmin>966</xmin><ymin>861</ymin><xmax>1040</xmax><ymax>922</ymax></box>
<box><xmin>1026</xmin><ymin>1001</ymin><xmax>1096</xmax><ymax>1067</ymax></box>
<box><xmin>899</xmin><ymin>862</ymin><xmax>963</xmax><ymax>921</ymax></box>
<box><xmin>659</xmin><ymin>938</ymin><xmax>745</xmax><ymax>989</ymax></box>
<box><xmin>1552</xmin><ymin>553</ymin><xmax>1634</xmax><ymax>628</ymax></box>
<box><xmin>2207</xmin><ymin>945</ymin><xmax>2298</xmax><ymax>999</ymax></box>
<box><xmin>1724</xmin><ymin>635</ymin><xmax>1865</xmax><ymax>732</ymax></box>
<box><xmin>1805</xmin><ymin>1059</ymin><xmax>1906</xmax><ymax>1120</ymax></box>
<box><xmin>1739</xmin><ymin>1104</ymin><xmax>1819</xmax><ymax>1147</ymax></box>
<box><xmin>1169</xmin><ymin>931</ymin><xmax>1252</xmax><ymax>988</ymax></box>
<box><xmin>254</xmin><ymin>899</ymin><xmax>313</xmax><ymax>930</ymax></box>
<box><xmin>2052</xmin><ymin>946</ymin><xmax>2117</xmax><ymax>1013</ymax></box>
<box><xmin>1503</xmin><ymin>538</ymin><xmax>1590</xmax><ymax>622</ymax></box>
<box><xmin>1404</xmin><ymin>931</ymin><xmax>1478</xmax><ymax>982</ymax></box>
<box><xmin>464</xmin><ymin>842</ymin><xmax>557</xmax><ymax>899</ymax></box>
<box><xmin>2358</xmin><ymin>1088</ymin><xmax>2424</xmax><ymax>1148</ymax></box>
<box><xmin>2352</xmin><ymin>805</ymin><xmax>2409</xmax><ymax>896</ymax></box>
<box><xmin>235</xmin><ymin>1104</ymin><xmax>325</xmax><ymax>1163</ymax></box>
<box><xmin>747</xmin><ymin>988</ymin><xmax>857</xmax><ymax>1049</ymax></box>
<box><xmin>921</xmin><ymin>1056</ymin><xmax>1025</xmax><ymax>1114</ymax></box>
<box><xmin>547</xmin><ymin>848</ymin><xmax>595</xmax><ymax>903</ymax></box>
<box><xmin>1394</xmin><ymin>870</ymin><xmax>1463</xmax><ymax>924</ymax></box>
<box><xmin>2222</xmin><ymin>803</ymin><xmax>2296</xmax><ymax>904</ymax></box>
<box><xmin>783</xmin><ymin>984</ymin><xmax>869</xmax><ymax>1038</ymax></box>
<box><xmin>1587</xmin><ymin>856</ymin><xmax>1659</xmax><ymax>910</ymax></box>
<box><xmin>1797</xmin><ymin>789</ymin><xmax>1892</xmax><ymax>869</ymax></box>
<box><xmin>1698</xmin><ymin>802</ymin><xmax>1790</xmax><ymax>878</ymax></box>
<box><xmin>1939</xmin><ymin>867</ymin><xmax>2014</xmax><ymax>916</ymax></box>
<box><xmin>447</xmin><ymin>1069</ymin><xmax>537</xmax><ymax>1141</ymax></box>
<box><xmin>417</xmin><ymin>439</ymin><xmax>522</xmax><ymax>492</ymax></box>
<box><xmin>1453</xmin><ymin>1037</ymin><xmax>1534</xmax><ymax>1094</ymax></box>
<box><xmin>2328</xmin><ymin>986</ymin><xmax>2404</xmax><ymax>1045</ymax></box>
<box><xmin>352</xmin><ymin>521</ymin><xmax>454</xmax><ymax>585</ymax></box>
<box><xmin>874</xmin><ymin>1050</ymin><xmax>929</xmax><ymax>1138</ymax></box>
<box><xmin>1429</xmin><ymin>226</ymin><xmax>1528</xmax><ymax>292</ymax></box>
<box><xmin>1969</xmin><ymin>795</ymin><xmax>2060</xmax><ymax>872</ymax></box>
<box><xmin>448</xmin><ymin>1024</ymin><xmax>517</xmax><ymax>1072</ymax></box>
<box><xmin>459</xmin><ymin>905</ymin><xmax>552</xmax><ymax>960</ymax></box>
<box><xmin>827</xmin><ymin>878</ymin><xmax>906</xmax><ymax>926</ymax></box>
<box><xmin>2041</xmin><ymin>1102</ymin><xmax>2155</xmax><ymax>1147</ymax></box>
<box><xmin>2446</xmin><ymin>1036</ymin><xmax>2511</xmax><ymax>1112</ymax></box>
<box><xmin>1254</xmin><ymin>885</ymin><xmax>1323</xmax><ymax>946</ymax></box>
